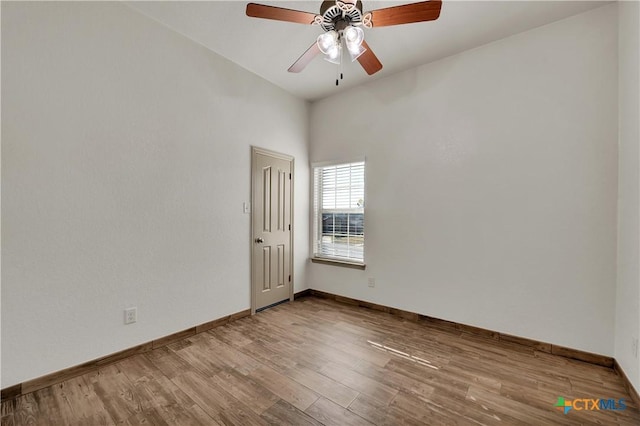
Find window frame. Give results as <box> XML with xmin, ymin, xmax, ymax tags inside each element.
<box><xmin>310</xmin><ymin>158</ymin><xmax>366</xmax><ymax>269</ymax></box>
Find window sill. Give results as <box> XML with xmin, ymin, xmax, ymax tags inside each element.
<box><xmin>310</xmin><ymin>257</ymin><xmax>366</xmax><ymax>270</ymax></box>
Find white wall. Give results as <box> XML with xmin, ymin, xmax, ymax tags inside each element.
<box><xmin>615</xmin><ymin>0</ymin><xmax>640</xmax><ymax>392</ymax></box>
<box><xmin>309</xmin><ymin>4</ymin><xmax>618</xmax><ymax>356</ymax></box>
<box><xmin>1</xmin><ymin>2</ymin><xmax>308</xmax><ymax>388</ymax></box>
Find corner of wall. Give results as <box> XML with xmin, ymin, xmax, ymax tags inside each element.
<box><xmin>614</xmin><ymin>0</ymin><xmax>640</xmax><ymax>394</ymax></box>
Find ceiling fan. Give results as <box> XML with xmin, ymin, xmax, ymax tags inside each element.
<box><xmin>246</xmin><ymin>0</ymin><xmax>442</xmax><ymax>84</ymax></box>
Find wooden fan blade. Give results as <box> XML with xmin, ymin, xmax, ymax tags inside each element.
<box><xmin>246</xmin><ymin>3</ymin><xmax>317</xmax><ymax>25</ymax></box>
<box><xmin>357</xmin><ymin>41</ymin><xmax>383</xmax><ymax>75</ymax></box>
<box><xmin>288</xmin><ymin>43</ymin><xmax>321</xmax><ymax>73</ymax></box>
<box><xmin>368</xmin><ymin>0</ymin><xmax>442</xmax><ymax>27</ymax></box>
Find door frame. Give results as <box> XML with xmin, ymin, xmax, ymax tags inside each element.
<box><xmin>250</xmin><ymin>146</ymin><xmax>295</xmax><ymax>315</ymax></box>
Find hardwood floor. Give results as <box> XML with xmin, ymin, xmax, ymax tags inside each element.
<box><xmin>2</xmin><ymin>296</ymin><xmax>639</xmax><ymax>425</ymax></box>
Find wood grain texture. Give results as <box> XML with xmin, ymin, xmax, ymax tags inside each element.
<box><xmin>551</xmin><ymin>344</ymin><xmax>614</xmax><ymax>367</ymax></box>
<box><xmin>500</xmin><ymin>332</ymin><xmax>553</xmax><ymax>352</ymax></box>
<box><xmin>152</xmin><ymin>328</ymin><xmax>198</xmax><ymax>349</ymax></box>
<box><xmin>261</xmin><ymin>399</ymin><xmax>323</xmax><ymax>426</ymax></box>
<box><xmin>195</xmin><ymin>316</ymin><xmax>229</xmax><ymax>334</ymax></box>
<box><xmin>0</xmin><ymin>385</ymin><xmax>21</xmax><ymax>401</ymax></box>
<box><xmin>229</xmin><ymin>309</ymin><xmax>252</xmax><ymax>322</ymax></box>
<box><xmin>356</xmin><ymin>41</ymin><xmax>383</xmax><ymax>75</ymax></box>
<box><xmin>246</xmin><ymin>3</ymin><xmax>317</xmax><ymax>25</ymax></box>
<box><xmin>19</xmin><ymin>341</ymin><xmax>156</xmax><ymax>395</ymax></box>
<box><xmin>3</xmin><ymin>308</ymin><xmax>250</xmax><ymax>399</ymax></box>
<box><xmin>368</xmin><ymin>0</ymin><xmax>442</xmax><ymax>27</ymax></box>
<box><xmin>308</xmin><ymin>289</ymin><xmax>614</xmax><ymax>367</ymax></box>
<box><xmin>2</xmin><ymin>297</ymin><xmax>639</xmax><ymax>425</ymax></box>
<box><xmin>288</xmin><ymin>43</ymin><xmax>321</xmax><ymax>73</ymax></box>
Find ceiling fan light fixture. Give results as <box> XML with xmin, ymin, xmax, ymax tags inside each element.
<box><xmin>247</xmin><ymin>0</ymin><xmax>443</xmax><ymax>77</ymax></box>
<box><xmin>317</xmin><ymin>30</ymin><xmax>338</xmax><ymax>54</ymax></box>
<box><xmin>343</xmin><ymin>25</ymin><xmax>364</xmax><ymax>46</ymax></box>
<box><xmin>343</xmin><ymin>25</ymin><xmax>365</xmax><ymax>61</ymax></box>
<box><xmin>346</xmin><ymin>42</ymin><xmax>366</xmax><ymax>61</ymax></box>
<box><xmin>324</xmin><ymin>44</ymin><xmax>341</xmax><ymax>64</ymax></box>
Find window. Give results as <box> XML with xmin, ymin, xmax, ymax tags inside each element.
<box><xmin>312</xmin><ymin>161</ymin><xmax>365</xmax><ymax>264</ymax></box>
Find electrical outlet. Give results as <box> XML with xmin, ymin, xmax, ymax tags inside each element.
<box><xmin>368</xmin><ymin>278</ymin><xmax>375</xmax><ymax>288</ymax></box>
<box><xmin>124</xmin><ymin>307</ymin><xmax>137</xmax><ymax>325</ymax></box>
<box><xmin>633</xmin><ymin>338</ymin><xmax>639</xmax><ymax>359</ymax></box>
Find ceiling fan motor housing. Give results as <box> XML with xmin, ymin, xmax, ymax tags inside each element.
<box><xmin>319</xmin><ymin>0</ymin><xmax>364</xmax><ymax>32</ymax></box>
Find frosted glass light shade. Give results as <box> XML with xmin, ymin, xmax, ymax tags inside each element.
<box><xmin>317</xmin><ymin>31</ymin><xmax>338</xmax><ymax>54</ymax></box>
<box><xmin>324</xmin><ymin>45</ymin><xmax>341</xmax><ymax>64</ymax></box>
<box><xmin>347</xmin><ymin>42</ymin><xmax>366</xmax><ymax>61</ymax></box>
<box><xmin>343</xmin><ymin>26</ymin><xmax>364</xmax><ymax>46</ymax></box>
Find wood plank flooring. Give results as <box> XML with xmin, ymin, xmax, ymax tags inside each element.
<box><xmin>2</xmin><ymin>296</ymin><xmax>639</xmax><ymax>425</ymax></box>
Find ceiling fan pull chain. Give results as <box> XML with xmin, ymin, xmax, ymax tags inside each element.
<box><xmin>336</xmin><ymin>42</ymin><xmax>343</xmax><ymax>86</ymax></box>
<box><xmin>340</xmin><ymin>41</ymin><xmax>344</xmax><ymax>81</ymax></box>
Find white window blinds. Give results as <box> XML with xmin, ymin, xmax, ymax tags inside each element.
<box><xmin>312</xmin><ymin>161</ymin><xmax>365</xmax><ymax>263</ymax></box>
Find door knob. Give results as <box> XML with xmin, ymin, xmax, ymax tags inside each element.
<box><xmin>255</xmin><ymin>238</ymin><xmax>264</xmax><ymax>243</ymax></box>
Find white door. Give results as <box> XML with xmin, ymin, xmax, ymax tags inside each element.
<box><xmin>251</xmin><ymin>147</ymin><xmax>293</xmax><ymax>312</ymax></box>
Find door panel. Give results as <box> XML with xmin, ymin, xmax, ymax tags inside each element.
<box><xmin>277</xmin><ymin>244</ymin><xmax>285</xmax><ymax>288</ymax></box>
<box><xmin>252</xmin><ymin>149</ymin><xmax>293</xmax><ymax>311</ymax></box>
<box><xmin>262</xmin><ymin>247</ymin><xmax>271</xmax><ymax>291</ymax></box>
<box><xmin>263</xmin><ymin>167</ymin><xmax>271</xmax><ymax>232</ymax></box>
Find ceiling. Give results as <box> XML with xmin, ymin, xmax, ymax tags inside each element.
<box><xmin>126</xmin><ymin>1</ymin><xmax>610</xmax><ymax>101</ymax></box>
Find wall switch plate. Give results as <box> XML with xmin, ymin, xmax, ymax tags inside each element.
<box><xmin>633</xmin><ymin>337</ymin><xmax>639</xmax><ymax>358</ymax></box>
<box><xmin>368</xmin><ymin>278</ymin><xmax>375</xmax><ymax>288</ymax></box>
<box><xmin>124</xmin><ymin>307</ymin><xmax>137</xmax><ymax>325</ymax></box>
<box><xmin>243</xmin><ymin>202</ymin><xmax>251</xmax><ymax>214</ymax></box>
